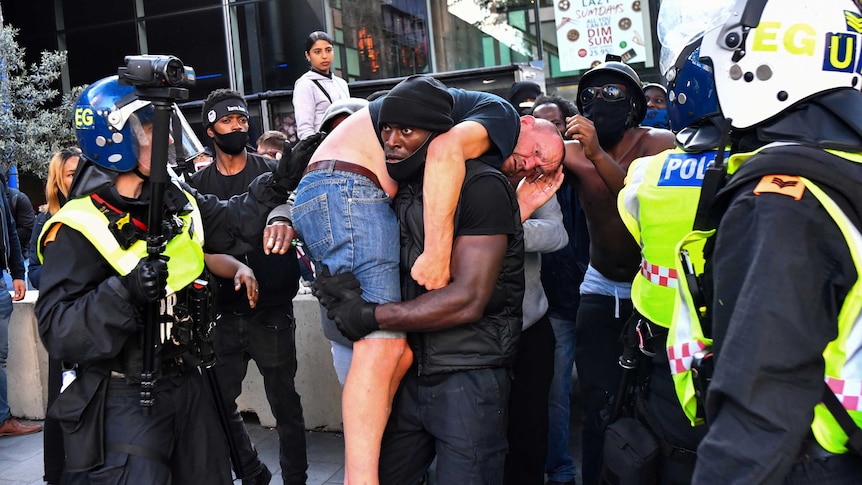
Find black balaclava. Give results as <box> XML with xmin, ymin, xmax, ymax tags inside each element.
<box><xmin>378</xmin><ymin>75</ymin><xmax>454</xmax><ymax>183</ymax></box>
<box><xmin>386</xmin><ymin>134</ymin><xmax>436</xmax><ymax>184</ymax></box>
<box><xmin>581</xmin><ymin>73</ymin><xmax>636</xmax><ymax>148</ymax></box>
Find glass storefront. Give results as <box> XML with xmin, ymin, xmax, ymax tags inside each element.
<box><xmin>5</xmin><ymin>0</ymin><xmax>662</xmax><ymax>143</ymax></box>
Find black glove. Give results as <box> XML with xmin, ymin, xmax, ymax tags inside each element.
<box><xmin>274</xmin><ymin>132</ymin><xmax>327</xmax><ymax>192</ymax></box>
<box><xmin>121</xmin><ymin>256</ymin><xmax>169</xmax><ymax>305</ymax></box>
<box><xmin>312</xmin><ymin>266</ymin><xmax>379</xmax><ymax>341</ymax></box>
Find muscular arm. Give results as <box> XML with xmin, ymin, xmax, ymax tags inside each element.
<box><xmin>376</xmin><ymin>233</ymin><xmax>507</xmax><ymax>332</ymax></box>
<box><xmin>414</xmin><ymin>120</ymin><xmax>494</xmax><ymax>290</ymax></box>
<box><xmin>183</xmin><ymin>174</ymin><xmax>291</xmax><ymax>255</ymax></box>
<box><xmin>693</xmin><ymin>186</ymin><xmax>853</xmax><ymax>483</ymax></box>
<box><xmin>204</xmin><ymin>253</ymin><xmax>258</xmax><ymax>308</ymax></box>
<box><xmin>565</xmin><ymin>115</ymin><xmax>627</xmax><ymax>194</ymax></box>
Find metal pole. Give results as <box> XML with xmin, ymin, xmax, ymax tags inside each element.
<box><xmin>222</xmin><ymin>0</ymin><xmax>237</xmax><ymax>91</ymax></box>
<box><xmin>533</xmin><ymin>0</ymin><xmax>543</xmax><ymax>60</ymax></box>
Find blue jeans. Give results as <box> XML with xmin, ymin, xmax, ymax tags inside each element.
<box><xmin>545</xmin><ymin>313</ymin><xmax>578</xmax><ymax>482</ymax></box>
<box><xmin>0</xmin><ymin>277</ymin><xmax>12</xmax><ymax>423</ymax></box>
<box><xmin>292</xmin><ymin>165</ymin><xmax>401</xmax><ymax>364</ymax></box>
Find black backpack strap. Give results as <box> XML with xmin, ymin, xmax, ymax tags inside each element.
<box><xmin>821</xmin><ymin>384</ymin><xmax>862</xmax><ymax>456</ymax></box>
<box><xmin>311</xmin><ymin>79</ymin><xmax>332</xmax><ymax>103</ymax></box>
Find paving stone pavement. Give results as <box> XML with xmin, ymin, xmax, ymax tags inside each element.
<box><xmin>0</xmin><ymin>388</ymin><xmax>582</xmax><ymax>485</ymax></box>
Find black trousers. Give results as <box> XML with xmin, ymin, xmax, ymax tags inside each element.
<box><xmin>575</xmin><ymin>294</ymin><xmax>633</xmax><ymax>485</ymax></box>
<box><xmin>43</xmin><ymin>357</ymin><xmax>65</xmax><ymax>484</ymax></box>
<box><xmin>379</xmin><ymin>367</ymin><xmax>511</xmax><ymax>485</ymax></box>
<box><xmin>64</xmin><ymin>372</ymin><xmax>233</xmax><ymax>485</ymax></box>
<box><xmin>641</xmin><ymin>350</ymin><xmax>707</xmax><ymax>485</ymax></box>
<box><xmin>210</xmin><ymin>306</ymin><xmax>307</xmax><ymax>484</ymax></box>
<box><xmin>504</xmin><ymin>315</ymin><xmax>556</xmax><ymax>485</ymax></box>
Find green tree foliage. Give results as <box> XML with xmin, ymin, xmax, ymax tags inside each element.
<box><xmin>0</xmin><ymin>25</ymin><xmax>80</xmax><ymax>179</ymax></box>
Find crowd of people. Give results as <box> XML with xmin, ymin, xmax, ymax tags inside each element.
<box><xmin>2</xmin><ymin>1</ymin><xmax>861</xmax><ymax>484</ymax></box>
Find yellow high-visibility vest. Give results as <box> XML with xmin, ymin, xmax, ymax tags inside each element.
<box><xmin>38</xmin><ymin>188</ymin><xmax>205</xmax><ymax>295</ymax></box>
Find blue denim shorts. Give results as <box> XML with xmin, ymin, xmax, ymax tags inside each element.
<box><xmin>292</xmin><ymin>164</ymin><xmax>404</xmax><ymax>339</ymax></box>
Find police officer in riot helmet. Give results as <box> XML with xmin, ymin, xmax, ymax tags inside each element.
<box><xmin>35</xmin><ymin>68</ymin><xmax>298</xmax><ymax>483</ymax></box>
<box><xmin>661</xmin><ymin>0</ymin><xmax>862</xmax><ymax>482</ymax></box>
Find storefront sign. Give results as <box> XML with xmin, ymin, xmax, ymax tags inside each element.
<box><xmin>554</xmin><ymin>0</ymin><xmax>649</xmax><ymax>71</ymax></box>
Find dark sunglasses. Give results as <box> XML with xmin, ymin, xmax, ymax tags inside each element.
<box><xmin>579</xmin><ymin>84</ymin><xmax>626</xmax><ymax>105</ymax></box>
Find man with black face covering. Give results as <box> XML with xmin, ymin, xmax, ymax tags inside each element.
<box><xmin>310</xmin><ymin>74</ymin><xmax>565</xmax><ymax>484</ymax></box>
<box><xmin>560</xmin><ymin>60</ymin><xmax>674</xmax><ymax>485</ymax></box>
<box><xmin>294</xmin><ymin>75</ymin><xmax>564</xmax><ymax>484</ymax></box>
<box><xmin>187</xmin><ymin>89</ymin><xmax>308</xmax><ymax>485</ymax></box>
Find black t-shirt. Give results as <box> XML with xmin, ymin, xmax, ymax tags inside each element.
<box><xmin>369</xmin><ymin>87</ymin><xmax>520</xmax><ymax>169</ymax></box>
<box><xmin>187</xmin><ymin>152</ymin><xmax>299</xmax><ymax>312</ymax></box>
<box><xmin>457</xmin><ymin>173</ymin><xmax>517</xmax><ymax>237</ymax></box>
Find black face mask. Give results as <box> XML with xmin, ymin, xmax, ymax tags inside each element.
<box><xmin>583</xmin><ymin>100</ymin><xmax>632</xmax><ymax>148</ymax></box>
<box><xmin>386</xmin><ymin>134</ymin><xmax>435</xmax><ymax>184</ymax></box>
<box><xmin>212</xmin><ymin>131</ymin><xmax>249</xmax><ymax>155</ymax></box>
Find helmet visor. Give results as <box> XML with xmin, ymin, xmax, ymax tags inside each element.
<box><xmin>658</xmin><ymin>0</ymin><xmax>736</xmax><ymax>75</ymax></box>
<box><xmin>171</xmin><ymin>105</ymin><xmax>205</xmax><ymax>165</ymax></box>
<box><xmin>126</xmin><ymin>104</ymin><xmax>204</xmax><ymax>168</ymax></box>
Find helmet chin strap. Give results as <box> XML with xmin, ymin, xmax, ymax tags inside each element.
<box><xmin>132</xmin><ymin>166</ymin><xmax>149</xmax><ymax>181</ymax></box>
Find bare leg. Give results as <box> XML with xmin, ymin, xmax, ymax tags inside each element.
<box><xmin>342</xmin><ymin>337</ymin><xmax>413</xmax><ymax>485</ymax></box>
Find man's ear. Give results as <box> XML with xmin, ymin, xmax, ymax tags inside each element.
<box><xmin>520</xmin><ymin>115</ymin><xmax>536</xmax><ymax>128</ymax></box>
<box><xmin>206</xmin><ymin>126</ymin><xmax>215</xmax><ymax>139</ymax></box>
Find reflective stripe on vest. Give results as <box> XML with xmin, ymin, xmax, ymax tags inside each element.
<box><xmin>38</xmin><ymin>188</ymin><xmax>205</xmax><ymax>295</ymax></box>
<box><xmin>802</xmin><ymin>177</ymin><xmax>862</xmax><ymax>454</ymax></box>
<box><xmin>619</xmin><ymin>148</ymin><xmax>714</xmax><ymax>328</ymax></box>
<box><xmin>667</xmin><ymin>229</ymin><xmax>715</xmax><ymax>426</ymax></box>
<box><xmin>640</xmin><ymin>259</ymin><xmax>678</xmax><ymax>288</ymax></box>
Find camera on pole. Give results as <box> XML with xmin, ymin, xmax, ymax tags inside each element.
<box><xmin>116</xmin><ymin>55</ymin><xmax>194</xmax><ymax>413</ymax></box>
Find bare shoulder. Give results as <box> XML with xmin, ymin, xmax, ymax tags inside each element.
<box><xmin>641</xmin><ymin>126</ymin><xmax>676</xmax><ymax>155</ymax></box>
<box><xmin>310</xmin><ymin>107</ymin><xmax>379</xmax><ymax>164</ymax></box>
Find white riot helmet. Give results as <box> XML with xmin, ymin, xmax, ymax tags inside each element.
<box><xmin>696</xmin><ymin>0</ymin><xmax>862</xmax><ymax>129</ymax></box>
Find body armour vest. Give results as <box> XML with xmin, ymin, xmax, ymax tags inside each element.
<box><xmin>619</xmin><ymin>147</ymin><xmax>716</xmax><ymax>328</ymax></box>
<box><xmin>668</xmin><ymin>144</ymin><xmax>862</xmax><ymax>454</ymax></box>
<box><xmin>393</xmin><ymin>160</ymin><xmax>525</xmax><ymax>375</ymax></box>
<box><xmin>38</xmin><ymin>186</ymin><xmax>208</xmax><ymax>377</ymax></box>
<box><xmin>39</xmin><ymin>188</ymin><xmax>205</xmax><ymax>291</ymax></box>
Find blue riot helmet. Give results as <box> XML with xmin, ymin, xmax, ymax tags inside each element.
<box><xmin>664</xmin><ymin>41</ymin><xmax>720</xmax><ymax>133</ymax></box>
<box><xmin>74</xmin><ymin>75</ymin><xmax>204</xmax><ymax>172</ymax></box>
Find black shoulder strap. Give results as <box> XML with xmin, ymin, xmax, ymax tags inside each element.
<box><xmin>311</xmin><ymin>79</ymin><xmax>332</xmax><ymax>103</ymax></box>
<box><xmin>821</xmin><ymin>385</ymin><xmax>862</xmax><ymax>456</ymax></box>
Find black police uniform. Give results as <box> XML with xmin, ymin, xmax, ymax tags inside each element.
<box><xmin>694</xmin><ymin>91</ymin><xmax>862</xmax><ymax>483</ymax></box>
<box><xmin>36</xmin><ymin>171</ymin><xmax>287</xmax><ymax>484</ymax></box>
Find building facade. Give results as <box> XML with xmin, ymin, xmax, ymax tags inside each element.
<box><xmin>5</xmin><ymin>0</ymin><xmax>663</xmax><ymax>143</ymax></box>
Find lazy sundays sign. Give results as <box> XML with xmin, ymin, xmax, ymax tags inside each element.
<box><xmin>555</xmin><ymin>0</ymin><xmax>649</xmax><ymax>71</ymax></box>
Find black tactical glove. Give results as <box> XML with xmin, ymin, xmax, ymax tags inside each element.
<box><xmin>312</xmin><ymin>266</ymin><xmax>379</xmax><ymax>341</ymax></box>
<box><xmin>274</xmin><ymin>132</ymin><xmax>327</xmax><ymax>193</ymax></box>
<box><xmin>121</xmin><ymin>256</ymin><xmax>169</xmax><ymax>305</ymax></box>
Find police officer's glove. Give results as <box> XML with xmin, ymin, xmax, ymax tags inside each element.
<box><xmin>273</xmin><ymin>132</ymin><xmax>327</xmax><ymax>193</ymax></box>
<box><xmin>312</xmin><ymin>266</ymin><xmax>379</xmax><ymax>341</ymax></box>
<box><xmin>121</xmin><ymin>256</ymin><xmax>169</xmax><ymax>305</ymax></box>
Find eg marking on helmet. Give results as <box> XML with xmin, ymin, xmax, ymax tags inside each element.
<box><xmin>702</xmin><ymin>5</ymin><xmax>862</xmax><ymax>129</ymax></box>
<box><xmin>749</xmin><ymin>19</ymin><xmax>862</xmax><ymax>73</ymax></box>
<box><xmin>74</xmin><ymin>107</ymin><xmax>94</xmax><ymax>129</ymax></box>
